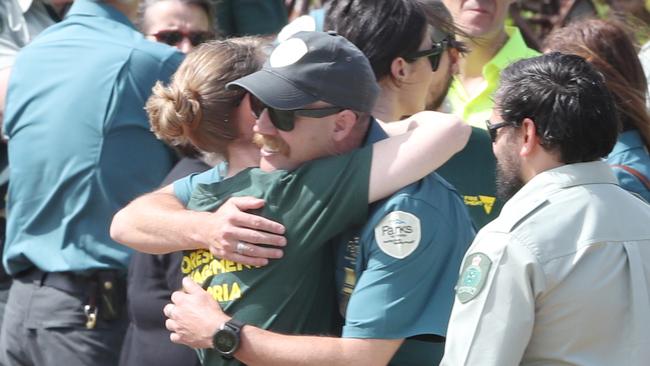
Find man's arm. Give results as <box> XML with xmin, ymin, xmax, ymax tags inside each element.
<box><xmin>339</xmin><ymin>193</ymin><xmax>474</xmax><ymax>363</ymax></box>
<box><xmin>112</xmin><ymin>112</ymin><xmax>467</xmax><ymax>262</ymax></box>
<box><xmin>165</xmin><ymin>278</ymin><xmax>402</xmax><ymax>366</ymax></box>
<box><xmin>237</xmin><ymin>330</ymin><xmax>401</xmax><ymax>366</ymax></box>
<box><xmin>369</xmin><ymin>111</ymin><xmax>470</xmax><ymax>203</ymax></box>
<box><xmin>110</xmin><ymin>184</ymin><xmax>286</xmax><ymax>266</ymax></box>
<box><xmin>440</xmin><ymin>235</ymin><xmax>542</xmax><ymax>365</ymax></box>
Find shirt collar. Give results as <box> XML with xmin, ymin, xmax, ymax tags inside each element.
<box><xmin>66</xmin><ymin>0</ymin><xmax>135</xmax><ymax>30</ymax></box>
<box><xmin>485</xmin><ymin>26</ymin><xmax>535</xmax><ymax>74</ymax></box>
<box><xmin>610</xmin><ymin>130</ymin><xmax>646</xmax><ymax>155</ymax></box>
<box><xmin>363</xmin><ymin>117</ymin><xmax>388</xmax><ymax>145</ymax></box>
<box><xmin>506</xmin><ymin>161</ymin><xmax>618</xmax><ymax>210</ymax></box>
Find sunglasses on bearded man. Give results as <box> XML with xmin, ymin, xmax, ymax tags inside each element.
<box><xmin>249</xmin><ymin>95</ymin><xmax>344</xmax><ymax>132</ymax></box>
<box><xmin>485</xmin><ymin>119</ymin><xmax>518</xmax><ymax>143</ymax></box>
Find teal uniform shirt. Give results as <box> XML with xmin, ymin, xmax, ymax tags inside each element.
<box><xmin>606</xmin><ymin>129</ymin><xmax>650</xmax><ymax>202</ymax></box>
<box><xmin>335</xmin><ymin>122</ymin><xmax>476</xmax><ymax>365</ymax></box>
<box><xmin>2</xmin><ymin>0</ymin><xmax>183</xmax><ymax>274</ymax></box>
<box><xmin>178</xmin><ymin>146</ymin><xmax>372</xmax><ymax>366</ymax></box>
<box><xmin>174</xmin><ymin>162</ymin><xmax>228</xmax><ymax>205</ymax></box>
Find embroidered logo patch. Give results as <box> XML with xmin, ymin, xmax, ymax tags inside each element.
<box><xmin>463</xmin><ymin>195</ymin><xmax>496</xmax><ymax>214</ymax></box>
<box><xmin>374</xmin><ymin>211</ymin><xmax>421</xmax><ymax>259</ymax></box>
<box><xmin>456</xmin><ymin>252</ymin><xmax>492</xmax><ymax>303</ymax></box>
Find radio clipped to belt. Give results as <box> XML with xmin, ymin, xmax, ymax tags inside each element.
<box><xmin>83</xmin><ymin>272</ymin><xmax>126</xmax><ymax>329</ymax></box>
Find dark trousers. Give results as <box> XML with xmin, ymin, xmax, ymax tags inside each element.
<box><xmin>0</xmin><ymin>274</ymin><xmax>127</xmax><ymax>366</ymax></box>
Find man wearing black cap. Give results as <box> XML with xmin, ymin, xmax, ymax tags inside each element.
<box><xmin>112</xmin><ymin>31</ymin><xmax>469</xmax><ymax>366</ymax></box>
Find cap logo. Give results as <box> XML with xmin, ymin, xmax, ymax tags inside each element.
<box><xmin>276</xmin><ymin>15</ymin><xmax>317</xmax><ymax>42</ymax></box>
<box><xmin>269</xmin><ymin>38</ymin><xmax>309</xmax><ymax>68</ymax></box>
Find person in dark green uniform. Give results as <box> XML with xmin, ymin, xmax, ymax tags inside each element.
<box><xmin>117</xmin><ymin>0</ymin><xmax>474</xmax><ymax>363</ymax></box>
<box><xmin>246</xmin><ymin>3</ymin><xmax>474</xmax><ymax>362</ymax></box>
<box><xmin>112</xmin><ymin>30</ymin><xmax>470</xmax><ymax>366</ymax></box>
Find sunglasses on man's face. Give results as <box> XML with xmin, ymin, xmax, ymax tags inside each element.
<box><xmin>151</xmin><ymin>30</ymin><xmax>213</xmax><ymax>47</ymax></box>
<box><xmin>405</xmin><ymin>37</ymin><xmax>451</xmax><ymax>72</ymax></box>
<box><xmin>485</xmin><ymin>119</ymin><xmax>516</xmax><ymax>143</ymax></box>
<box><xmin>249</xmin><ymin>95</ymin><xmax>344</xmax><ymax>132</ymax></box>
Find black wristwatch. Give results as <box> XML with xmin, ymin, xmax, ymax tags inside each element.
<box><xmin>212</xmin><ymin>318</ymin><xmax>245</xmax><ymax>358</ymax></box>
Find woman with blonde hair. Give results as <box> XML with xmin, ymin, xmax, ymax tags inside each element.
<box><xmin>544</xmin><ymin>18</ymin><xmax>650</xmax><ymax>201</ymax></box>
<box><xmin>119</xmin><ymin>37</ymin><xmax>266</xmax><ymax>366</ymax></box>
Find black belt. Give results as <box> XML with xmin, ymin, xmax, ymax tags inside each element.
<box><xmin>16</xmin><ymin>268</ymin><xmax>127</xmax><ymax>326</ymax></box>
<box><xmin>16</xmin><ymin>268</ymin><xmax>124</xmax><ymax>296</ymax></box>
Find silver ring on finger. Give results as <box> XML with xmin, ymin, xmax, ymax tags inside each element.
<box><xmin>236</xmin><ymin>241</ymin><xmax>250</xmax><ymax>254</ymax></box>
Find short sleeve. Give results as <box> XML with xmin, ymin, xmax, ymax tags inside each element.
<box><xmin>343</xmin><ymin>194</ymin><xmax>471</xmax><ymax>339</ymax></box>
<box><xmin>611</xmin><ymin>166</ymin><xmax>650</xmax><ymax>203</ymax></box>
<box><xmin>173</xmin><ymin>163</ymin><xmax>224</xmax><ymax>206</ymax></box>
<box><xmin>441</xmin><ymin>231</ymin><xmax>544</xmax><ymax>366</ymax></box>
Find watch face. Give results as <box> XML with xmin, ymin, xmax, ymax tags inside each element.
<box><xmin>214</xmin><ymin>329</ymin><xmax>238</xmax><ymax>354</ymax></box>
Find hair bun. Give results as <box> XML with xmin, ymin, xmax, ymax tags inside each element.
<box><xmin>146</xmin><ymin>81</ymin><xmax>203</xmax><ymax>145</ymax></box>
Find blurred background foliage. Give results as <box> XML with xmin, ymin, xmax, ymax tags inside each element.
<box><xmin>289</xmin><ymin>1</ymin><xmax>650</xmax><ymax>49</ymax></box>
<box><xmin>508</xmin><ymin>0</ymin><xmax>650</xmax><ymax>49</ymax></box>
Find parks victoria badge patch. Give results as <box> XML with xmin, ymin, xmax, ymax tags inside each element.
<box><xmin>374</xmin><ymin>211</ymin><xmax>421</xmax><ymax>259</ymax></box>
<box><xmin>456</xmin><ymin>252</ymin><xmax>491</xmax><ymax>303</ymax></box>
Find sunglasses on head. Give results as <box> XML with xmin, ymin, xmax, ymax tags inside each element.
<box><xmin>485</xmin><ymin>119</ymin><xmax>516</xmax><ymax>143</ymax></box>
<box><xmin>405</xmin><ymin>37</ymin><xmax>453</xmax><ymax>72</ymax></box>
<box><xmin>151</xmin><ymin>30</ymin><xmax>213</xmax><ymax>47</ymax></box>
<box><xmin>249</xmin><ymin>95</ymin><xmax>344</xmax><ymax>132</ymax></box>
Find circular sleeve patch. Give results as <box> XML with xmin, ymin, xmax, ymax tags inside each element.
<box><xmin>373</xmin><ymin>211</ymin><xmax>421</xmax><ymax>259</ymax></box>
<box><xmin>456</xmin><ymin>252</ymin><xmax>492</xmax><ymax>303</ymax></box>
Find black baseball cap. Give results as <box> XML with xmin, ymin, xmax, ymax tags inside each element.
<box><xmin>227</xmin><ymin>31</ymin><xmax>379</xmax><ymax>113</ymax></box>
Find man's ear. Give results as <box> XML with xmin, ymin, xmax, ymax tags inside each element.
<box><xmin>519</xmin><ymin>117</ymin><xmax>538</xmax><ymax>157</ymax></box>
<box><xmin>332</xmin><ymin>110</ymin><xmax>358</xmax><ymax>142</ymax></box>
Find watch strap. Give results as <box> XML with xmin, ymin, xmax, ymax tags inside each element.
<box><xmin>213</xmin><ymin>318</ymin><xmax>246</xmax><ymax>359</ymax></box>
<box><xmin>224</xmin><ymin>318</ymin><xmax>245</xmax><ymax>333</ymax></box>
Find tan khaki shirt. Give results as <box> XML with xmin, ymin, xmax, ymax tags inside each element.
<box><xmin>441</xmin><ymin>161</ymin><xmax>650</xmax><ymax>365</ymax></box>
